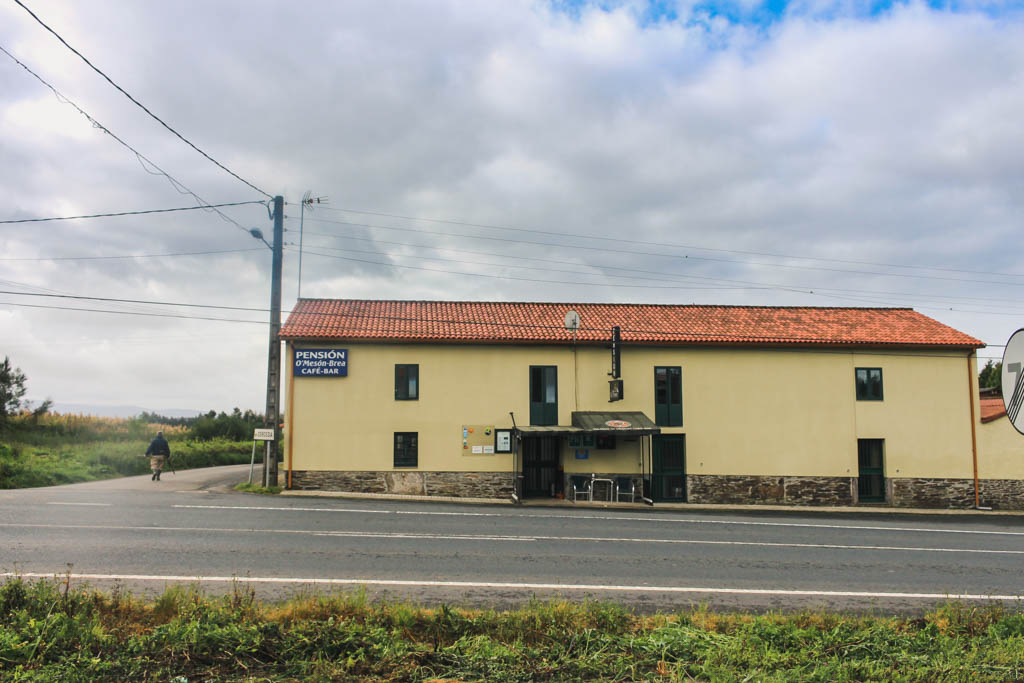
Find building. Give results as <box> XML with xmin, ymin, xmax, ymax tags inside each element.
<box><xmin>977</xmin><ymin>389</ymin><xmax>1024</xmax><ymax>507</ymax></box>
<box><xmin>278</xmin><ymin>299</ymin><xmax>1024</xmax><ymax>509</ymax></box>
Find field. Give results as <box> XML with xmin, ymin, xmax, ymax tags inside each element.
<box><xmin>0</xmin><ymin>577</ymin><xmax>1022</xmax><ymax>681</ymax></box>
<box><xmin>0</xmin><ymin>413</ymin><xmax>251</xmax><ymax>489</ymax></box>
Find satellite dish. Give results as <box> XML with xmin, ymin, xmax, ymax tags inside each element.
<box><xmin>1001</xmin><ymin>328</ymin><xmax>1024</xmax><ymax>435</ymax></box>
<box><xmin>564</xmin><ymin>310</ymin><xmax>581</xmax><ymax>331</ymax></box>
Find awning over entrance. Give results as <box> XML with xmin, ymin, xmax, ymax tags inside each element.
<box><xmin>515</xmin><ymin>411</ymin><xmax>661</xmax><ymax>437</ymax></box>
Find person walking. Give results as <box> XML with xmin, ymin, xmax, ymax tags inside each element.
<box><xmin>145</xmin><ymin>430</ymin><xmax>171</xmax><ymax>481</ymax></box>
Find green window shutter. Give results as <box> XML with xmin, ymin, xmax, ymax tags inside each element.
<box><xmin>529</xmin><ymin>365</ymin><xmax>558</xmax><ymax>426</ymax></box>
<box><xmin>670</xmin><ymin>401</ymin><xmax>682</xmax><ymax>427</ymax></box>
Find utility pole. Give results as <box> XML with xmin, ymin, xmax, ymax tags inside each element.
<box><xmin>263</xmin><ymin>195</ymin><xmax>284</xmax><ymax>487</ymax></box>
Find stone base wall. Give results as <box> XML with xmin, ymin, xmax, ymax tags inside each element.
<box><xmin>891</xmin><ymin>478</ymin><xmax>1024</xmax><ymax>510</ymax></box>
<box><xmin>979</xmin><ymin>479</ymin><xmax>1024</xmax><ymax>510</ymax></box>
<box><xmin>289</xmin><ymin>470</ymin><xmax>513</xmax><ymax>499</ymax></box>
<box><xmin>288</xmin><ymin>470</ymin><xmax>1024</xmax><ymax>509</ymax></box>
<box><xmin>687</xmin><ymin>475</ymin><xmax>854</xmax><ymax>506</ymax></box>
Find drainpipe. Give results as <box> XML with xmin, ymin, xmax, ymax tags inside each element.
<box><xmin>966</xmin><ymin>353</ymin><xmax>987</xmax><ymax>510</ymax></box>
<box><xmin>286</xmin><ymin>342</ymin><xmax>296</xmax><ymax>490</ymax></box>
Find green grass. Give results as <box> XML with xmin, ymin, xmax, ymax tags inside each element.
<box><xmin>0</xmin><ymin>412</ymin><xmax>253</xmax><ymax>488</ymax></box>
<box><xmin>1</xmin><ymin>577</ymin><xmax>1022</xmax><ymax>681</ymax></box>
<box><xmin>234</xmin><ymin>482</ymin><xmax>282</xmax><ymax>495</ymax></box>
<box><xmin>0</xmin><ymin>439</ymin><xmax>251</xmax><ymax>489</ymax></box>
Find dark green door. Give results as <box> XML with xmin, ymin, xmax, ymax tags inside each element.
<box><xmin>652</xmin><ymin>434</ymin><xmax>686</xmax><ymax>502</ymax></box>
<box><xmin>857</xmin><ymin>439</ymin><xmax>885</xmax><ymax>502</ymax></box>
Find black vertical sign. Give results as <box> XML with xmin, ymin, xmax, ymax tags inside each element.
<box><xmin>610</xmin><ymin>326</ymin><xmax>621</xmax><ymax>379</ymax></box>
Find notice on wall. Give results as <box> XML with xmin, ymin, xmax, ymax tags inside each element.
<box><xmin>294</xmin><ymin>348</ymin><xmax>348</xmax><ymax>377</ymax></box>
<box><xmin>462</xmin><ymin>424</ymin><xmax>495</xmax><ymax>454</ymax></box>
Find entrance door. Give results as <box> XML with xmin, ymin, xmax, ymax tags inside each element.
<box><xmin>857</xmin><ymin>439</ymin><xmax>885</xmax><ymax>502</ymax></box>
<box><xmin>522</xmin><ymin>436</ymin><xmax>560</xmax><ymax>497</ymax></box>
<box><xmin>651</xmin><ymin>434</ymin><xmax>686</xmax><ymax>502</ymax></box>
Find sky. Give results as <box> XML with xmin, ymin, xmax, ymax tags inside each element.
<box><xmin>1</xmin><ymin>0</ymin><xmax>1023</xmax><ymax>415</ymax></box>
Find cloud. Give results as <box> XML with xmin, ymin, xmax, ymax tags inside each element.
<box><xmin>0</xmin><ymin>0</ymin><xmax>1021</xmax><ymax>410</ymax></box>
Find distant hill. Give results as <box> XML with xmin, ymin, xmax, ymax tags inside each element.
<box><xmin>26</xmin><ymin>401</ymin><xmax>203</xmax><ymax>419</ymax></box>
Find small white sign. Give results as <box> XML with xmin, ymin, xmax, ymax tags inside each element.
<box><xmin>483</xmin><ymin>445</ymin><xmax>494</xmax><ymax>454</ymax></box>
<box><xmin>253</xmin><ymin>428</ymin><xmax>275</xmax><ymax>441</ymax></box>
<box><xmin>471</xmin><ymin>445</ymin><xmax>483</xmax><ymax>454</ymax></box>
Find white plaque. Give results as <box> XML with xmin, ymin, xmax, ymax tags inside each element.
<box><xmin>253</xmin><ymin>428</ymin><xmax>275</xmax><ymax>441</ymax></box>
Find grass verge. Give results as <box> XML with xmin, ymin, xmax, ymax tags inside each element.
<box><xmin>234</xmin><ymin>482</ymin><xmax>282</xmax><ymax>495</ymax></box>
<box><xmin>1</xmin><ymin>576</ymin><xmax>1022</xmax><ymax>681</ymax></box>
<box><xmin>0</xmin><ymin>413</ymin><xmax>253</xmax><ymax>488</ymax></box>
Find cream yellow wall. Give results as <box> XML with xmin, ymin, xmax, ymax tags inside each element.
<box><xmin>286</xmin><ymin>341</ymin><xmax>978</xmax><ymax>479</ymax></box>
<box><xmin>853</xmin><ymin>352</ymin><xmax>976</xmax><ymax>479</ymax></box>
<box><xmin>979</xmin><ymin>416</ymin><xmax>1024</xmax><ymax>479</ymax></box>
<box><xmin>288</xmin><ymin>343</ymin><xmax>573</xmax><ymax>472</ymax></box>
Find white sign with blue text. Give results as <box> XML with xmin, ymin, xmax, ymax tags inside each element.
<box><xmin>294</xmin><ymin>348</ymin><xmax>348</xmax><ymax>377</ymax></box>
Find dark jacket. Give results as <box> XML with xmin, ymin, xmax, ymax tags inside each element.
<box><xmin>146</xmin><ymin>436</ymin><xmax>170</xmax><ymax>457</ymax></box>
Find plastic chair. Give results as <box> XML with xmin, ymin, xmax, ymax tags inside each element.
<box><xmin>570</xmin><ymin>475</ymin><xmax>592</xmax><ymax>502</ymax></box>
<box><xmin>614</xmin><ymin>477</ymin><xmax>636</xmax><ymax>502</ymax></box>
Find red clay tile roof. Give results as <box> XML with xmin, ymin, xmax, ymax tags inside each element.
<box><xmin>280</xmin><ymin>300</ymin><xmax>984</xmax><ymax>348</ymax></box>
<box><xmin>981</xmin><ymin>397</ymin><xmax>1007</xmax><ymax>423</ymax></box>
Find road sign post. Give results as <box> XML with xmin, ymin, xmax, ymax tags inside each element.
<box><xmin>251</xmin><ymin>428</ymin><xmax>276</xmax><ymax>486</ymax></box>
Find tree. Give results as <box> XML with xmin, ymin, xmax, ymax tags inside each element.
<box><xmin>0</xmin><ymin>356</ymin><xmax>27</xmax><ymax>422</ymax></box>
<box><xmin>0</xmin><ymin>357</ymin><xmax>51</xmax><ymax>428</ymax></box>
<box><xmin>979</xmin><ymin>360</ymin><xmax>1002</xmax><ymax>391</ymax></box>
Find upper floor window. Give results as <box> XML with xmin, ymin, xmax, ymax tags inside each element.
<box><xmin>855</xmin><ymin>368</ymin><xmax>883</xmax><ymax>401</ymax></box>
<box><xmin>395</xmin><ymin>364</ymin><xmax>419</xmax><ymax>400</ymax></box>
<box><xmin>529</xmin><ymin>365</ymin><xmax>558</xmax><ymax>426</ymax></box>
<box><xmin>394</xmin><ymin>432</ymin><xmax>418</xmax><ymax>467</ymax></box>
<box><xmin>654</xmin><ymin>366</ymin><xmax>683</xmax><ymax>426</ymax></box>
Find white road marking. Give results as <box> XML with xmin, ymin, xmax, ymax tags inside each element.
<box><xmin>46</xmin><ymin>502</ymin><xmax>112</xmax><ymax>507</ymax></box>
<box><xmin>172</xmin><ymin>503</ymin><xmax>1024</xmax><ymax>537</ymax></box>
<box><xmin>2</xmin><ymin>571</ymin><xmax>1021</xmax><ymax>602</ymax></box>
<box><xmin>313</xmin><ymin>530</ymin><xmax>1024</xmax><ymax>555</ymax></box>
<box><xmin>2</xmin><ymin>522</ymin><xmax>1022</xmax><ymax>555</ymax></box>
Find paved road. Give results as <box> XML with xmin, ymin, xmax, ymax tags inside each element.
<box><xmin>2</xmin><ymin>465</ymin><xmax>1023</xmax><ymax>613</ymax></box>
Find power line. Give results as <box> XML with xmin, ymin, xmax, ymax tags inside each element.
<box><xmin>0</xmin><ymin>247</ymin><xmax>263</xmax><ymax>262</ymax></box>
<box><xmin>320</xmin><ymin>206</ymin><xmax>1024</xmax><ymax>280</ymax></box>
<box><xmin>14</xmin><ymin>0</ymin><xmax>271</xmax><ymax>199</ymax></box>
<box><xmin>0</xmin><ymin>43</ymin><xmax>259</xmax><ymax>235</ymax></box>
<box><xmin>0</xmin><ymin>300</ymin><xmax>264</xmax><ymax>325</ymax></box>
<box><xmin>292</xmin><ymin>247</ymin><xmax>1022</xmax><ymax>317</ymax></box>
<box><xmin>0</xmin><ymin>290</ymin><xmax>264</xmax><ymax>313</ymax></box>
<box><xmin>0</xmin><ymin>293</ymin><xmax>992</xmax><ymax>355</ymax></box>
<box><xmin>298</xmin><ymin>233</ymin><xmax>1024</xmax><ymax>309</ymax></box>
<box><xmin>0</xmin><ymin>201</ymin><xmax>265</xmax><ymax>224</ymax></box>
<box><xmin>293</xmin><ymin>247</ymin><xmax>757</xmax><ymax>291</ymax></box>
<box><xmin>287</xmin><ymin>242</ymin><xmax>755</xmax><ymax>289</ymax></box>
<box><xmin>298</xmin><ymin>216</ymin><xmax>1024</xmax><ymax>288</ymax></box>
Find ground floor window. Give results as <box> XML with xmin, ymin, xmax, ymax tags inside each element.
<box><xmin>394</xmin><ymin>432</ymin><xmax>418</xmax><ymax>468</ymax></box>
<box><xmin>857</xmin><ymin>438</ymin><xmax>885</xmax><ymax>502</ymax></box>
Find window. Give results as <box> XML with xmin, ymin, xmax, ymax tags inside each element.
<box><xmin>529</xmin><ymin>366</ymin><xmax>558</xmax><ymax>426</ymax></box>
<box><xmin>395</xmin><ymin>364</ymin><xmax>419</xmax><ymax>400</ymax></box>
<box><xmin>393</xmin><ymin>432</ymin><xmax>418</xmax><ymax>467</ymax></box>
<box><xmin>855</xmin><ymin>368</ymin><xmax>883</xmax><ymax>401</ymax></box>
<box><xmin>654</xmin><ymin>366</ymin><xmax>683</xmax><ymax>426</ymax></box>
